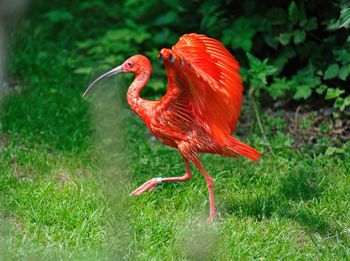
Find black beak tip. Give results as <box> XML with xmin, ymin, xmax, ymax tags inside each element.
<box><xmin>82</xmin><ymin>89</ymin><xmax>89</xmax><ymax>98</ymax></box>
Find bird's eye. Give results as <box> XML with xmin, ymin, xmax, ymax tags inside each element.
<box><xmin>127</xmin><ymin>62</ymin><xmax>133</xmax><ymax>67</ymax></box>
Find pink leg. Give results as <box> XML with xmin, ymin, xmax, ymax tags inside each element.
<box><xmin>131</xmin><ymin>156</ymin><xmax>192</xmax><ymax>196</ymax></box>
<box><xmin>193</xmin><ymin>159</ymin><xmax>216</xmax><ymax>223</ymax></box>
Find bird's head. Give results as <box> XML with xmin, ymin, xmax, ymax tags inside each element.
<box><xmin>83</xmin><ymin>54</ymin><xmax>151</xmax><ymax>97</ymax></box>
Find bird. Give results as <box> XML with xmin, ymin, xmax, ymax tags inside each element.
<box><xmin>83</xmin><ymin>33</ymin><xmax>261</xmax><ymax>222</ymax></box>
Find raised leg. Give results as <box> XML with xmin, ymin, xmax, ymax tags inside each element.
<box><xmin>131</xmin><ymin>155</ymin><xmax>192</xmax><ymax>196</ymax></box>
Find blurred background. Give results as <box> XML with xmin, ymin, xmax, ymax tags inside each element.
<box><xmin>2</xmin><ymin>0</ymin><xmax>349</xmax><ymax>151</ymax></box>
<box><xmin>0</xmin><ymin>0</ymin><xmax>349</xmax><ymax>260</ymax></box>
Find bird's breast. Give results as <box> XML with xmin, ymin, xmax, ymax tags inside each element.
<box><xmin>148</xmin><ymin>110</ymin><xmax>192</xmax><ymax>148</ymax></box>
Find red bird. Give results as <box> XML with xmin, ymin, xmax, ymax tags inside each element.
<box><xmin>83</xmin><ymin>33</ymin><xmax>260</xmax><ymax>222</ymax></box>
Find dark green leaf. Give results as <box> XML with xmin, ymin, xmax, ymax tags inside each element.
<box><xmin>316</xmin><ymin>85</ymin><xmax>327</xmax><ymax>95</ymax></box>
<box><xmin>298</xmin><ymin>4</ymin><xmax>307</xmax><ymax>26</ymax></box>
<box><xmin>247</xmin><ymin>53</ymin><xmax>261</xmax><ymax>67</ymax></box>
<box><xmin>247</xmin><ymin>53</ymin><xmax>277</xmax><ymax>87</ymax></box>
<box><xmin>339</xmin><ymin>7</ymin><xmax>350</xmax><ymax>28</ymax></box>
<box><xmin>268</xmin><ymin>77</ymin><xmax>291</xmax><ymax>99</ymax></box>
<box><xmin>338</xmin><ymin>65</ymin><xmax>350</xmax><ymax>80</ymax></box>
<box><xmin>325</xmin><ymin>19</ymin><xmax>340</xmax><ymax>30</ymax></box>
<box><xmin>305</xmin><ymin>17</ymin><xmax>318</xmax><ymax>31</ymax></box>
<box><xmin>153</xmin><ymin>11</ymin><xmax>179</xmax><ymax>26</ymax></box>
<box><xmin>278</xmin><ymin>33</ymin><xmax>292</xmax><ymax>45</ymax></box>
<box><xmin>293</xmin><ymin>30</ymin><xmax>306</xmax><ymax>44</ymax></box>
<box><xmin>337</xmin><ymin>95</ymin><xmax>350</xmax><ymax>111</ymax></box>
<box><xmin>264</xmin><ymin>35</ymin><xmax>278</xmax><ymax>49</ymax></box>
<box><xmin>222</xmin><ymin>18</ymin><xmax>256</xmax><ymax>52</ymax></box>
<box><xmin>293</xmin><ymin>85</ymin><xmax>312</xmax><ymax>100</ymax></box>
<box><xmin>43</xmin><ymin>10</ymin><xmax>73</xmax><ymax>23</ymax></box>
<box><xmin>334</xmin><ymin>49</ymin><xmax>350</xmax><ymax>64</ymax></box>
<box><xmin>325</xmin><ymin>88</ymin><xmax>345</xmax><ymax>100</ymax></box>
<box><xmin>324</xmin><ymin>64</ymin><xmax>340</xmax><ymax>79</ymax></box>
<box><xmin>288</xmin><ymin>1</ymin><xmax>298</xmax><ymax>24</ymax></box>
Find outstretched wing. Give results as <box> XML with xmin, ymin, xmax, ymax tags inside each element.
<box><xmin>159</xmin><ymin>33</ymin><xmax>243</xmax><ymax>144</ymax></box>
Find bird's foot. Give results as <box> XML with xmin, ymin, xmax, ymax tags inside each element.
<box><xmin>207</xmin><ymin>209</ymin><xmax>216</xmax><ymax>224</ymax></box>
<box><xmin>131</xmin><ymin>178</ymin><xmax>162</xmax><ymax>196</ymax></box>
<box><xmin>207</xmin><ymin>215</ymin><xmax>215</xmax><ymax>224</ymax></box>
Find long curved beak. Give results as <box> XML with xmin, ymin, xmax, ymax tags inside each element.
<box><xmin>82</xmin><ymin>65</ymin><xmax>124</xmax><ymax>97</ymax></box>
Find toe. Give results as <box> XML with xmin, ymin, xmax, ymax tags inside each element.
<box><xmin>131</xmin><ymin>179</ymin><xmax>157</xmax><ymax>196</ymax></box>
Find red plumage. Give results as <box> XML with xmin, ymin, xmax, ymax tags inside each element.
<box><xmin>84</xmin><ymin>33</ymin><xmax>261</xmax><ymax>222</ymax></box>
<box><xmin>159</xmin><ymin>34</ymin><xmax>260</xmax><ymax>161</ymax></box>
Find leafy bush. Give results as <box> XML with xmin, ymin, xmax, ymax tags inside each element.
<box><xmin>74</xmin><ymin>1</ymin><xmax>348</xmax><ymax>113</ymax></box>
<box><xmin>235</xmin><ymin>1</ymin><xmax>350</xmax><ymax>114</ymax></box>
<box><xmin>22</xmin><ymin>0</ymin><xmax>350</xmax><ymax>114</ymax></box>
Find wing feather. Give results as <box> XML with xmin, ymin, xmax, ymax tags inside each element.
<box><xmin>160</xmin><ymin>33</ymin><xmax>243</xmax><ymax>144</ymax></box>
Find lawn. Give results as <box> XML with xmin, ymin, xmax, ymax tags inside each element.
<box><xmin>1</xmin><ymin>1</ymin><xmax>350</xmax><ymax>260</ymax></box>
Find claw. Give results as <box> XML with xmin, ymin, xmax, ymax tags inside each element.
<box><xmin>207</xmin><ymin>215</ymin><xmax>215</xmax><ymax>224</ymax></box>
<box><xmin>131</xmin><ymin>178</ymin><xmax>158</xmax><ymax>196</ymax></box>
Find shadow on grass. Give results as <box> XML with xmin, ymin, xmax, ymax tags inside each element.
<box><xmin>221</xmin><ymin>161</ymin><xmax>350</xmax><ymax>246</ymax></box>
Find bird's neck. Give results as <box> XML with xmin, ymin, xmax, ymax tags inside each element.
<box><xmin>127</xmin><ymin>71</ymin><xmax>155</xmax><ymax>123</ymax></box>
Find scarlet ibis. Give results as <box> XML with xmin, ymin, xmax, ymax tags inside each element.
<box><xmin>83</xmin><ymin>33</ymin><xmax>260</xmax><ymax>222</ymax></box>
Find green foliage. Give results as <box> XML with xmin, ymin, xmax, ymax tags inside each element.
<box><xmin>237</xmin><ymin>1</ymin><xmax>350</xmax><ymax>113</ymax></box>
<box><xmin>42</xmin><ymin>0</ymin><xmax>349</xmax><ymax>114</ymax></box>
<box><xmin>222</xmin><ymin>18</ymin><xmax>256</xmax><ymax>51</ymax></box>
<box><xmin>324</xmin><ymin>64</ymin><xmax>340</xmax><ymax>80</ymax></box>
<box><xmin>75</xmin><ymin>27</ymin><xmax>151</xmax><ymax>74</ymax></box>
<box><xmin>339</xmin><ymin>1</ymin><xmax>350</xmax><ymax>28</ymax></box>
<box><xmin>43</xmin><ymin>10</ymin><xmax>74</xmax><ymax>23</ymax></box>
<box><xmin>246</xmin><ymin>53</ymin><xmax>277</xmax><ymax>93</ymax></box>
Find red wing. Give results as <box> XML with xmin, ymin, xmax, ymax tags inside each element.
<box><xmin>159</xmin><ymin>33</ymin><xmax>243</xmax><ymax>144</ymax></box>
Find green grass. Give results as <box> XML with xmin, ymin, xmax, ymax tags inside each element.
<box><xmin>1</xmin><ymin>1</ymin><xmax>350</xmax><ymax>260</ymax></box>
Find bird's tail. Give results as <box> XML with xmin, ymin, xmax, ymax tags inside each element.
<box><xmin>224</xmin><ymin>136</ymin><xmax>261</xmax><ymax>161</ymax></box>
